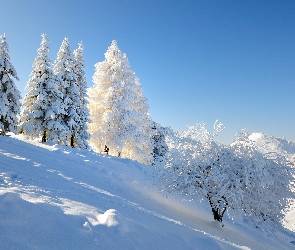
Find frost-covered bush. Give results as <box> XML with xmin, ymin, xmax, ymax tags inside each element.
<box><xmin>160</xmin><ymin>121</ymin><xmax>235</xmax><ymax>222</ymax></box>
<box><xmin>156</xmin><ymin>123</ymin><xmax>295</xmax><ymax>224</ymax></box>
<box><xmin>230</xmin><ymin>129</ymin><xmax>295</xmax><ymax>223</ymax></box>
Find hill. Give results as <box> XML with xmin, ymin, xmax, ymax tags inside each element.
<box><xmin>249</xmin><ymin>132</ymin><xmax>295</xmax><ymax>161</ymax></box>
<box><xmin>0</xmin><ymin>135</ymin><xmax>295</xmax><ymax>249</ymax></box>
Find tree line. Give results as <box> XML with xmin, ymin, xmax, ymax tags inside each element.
<box><xmin>0</xmin><ymin>34</ymin><xmax>154</xmax><ymax>164</ymax></box>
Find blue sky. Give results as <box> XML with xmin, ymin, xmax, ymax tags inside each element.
<box><xmin>1</xmin><ymin>0</ymin><xmax>294</xmax><ymax>143</ymax></box>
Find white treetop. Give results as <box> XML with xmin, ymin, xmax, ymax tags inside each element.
<box><xmin>54</xmin><ymin>38</ymin><xmax>80</xmax><ymax>146</ymax></box>
<box><xmin>73</xmin><ymin>42</ymin><xmax>90</xmax><ymax>149</ymax></box>
<box><xmin>20</xmin><ymin>34</ymin><xmax>68</xmax><ymax>143</ymax></box>
<box><xmin>88</xmin><ymin>40</ymin><xmax>152</xmax><ymax>164</ymax></box>
<box><xmin>0</xmin><ymin>34</ymin><xmax>21</xmax><ymax>135</ymax></box>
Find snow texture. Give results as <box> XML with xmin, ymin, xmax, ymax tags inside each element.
<box><xmin>0</xmin><ymin>134</ymin><xmax>295</xmax><ymax>249</ymax></box>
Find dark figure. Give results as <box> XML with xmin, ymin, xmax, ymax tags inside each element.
<box><xmin>104</xmin><ymin>145</ymin><xmax>109</xmax><ymax>154</ymax></box>
<box><xmin>208</xmin><ymin>195</ymin><xmax>228</xmax><ymax>226</ymax></box>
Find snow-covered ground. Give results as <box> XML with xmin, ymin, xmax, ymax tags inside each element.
<box><xmin>0</xmin><ymin>135</ymin><xmax>295</xmax><ymax>250</ymax></box>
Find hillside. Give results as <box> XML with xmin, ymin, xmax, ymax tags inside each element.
<box><xmin>0</xmin><ymin>135</ymin><xmax>295</xmax><ymax>249</ymax></box>
<box><xmin>249</xmin><ymin>132</ymin><xmax>295</xmax><ymax>160</ymax></box>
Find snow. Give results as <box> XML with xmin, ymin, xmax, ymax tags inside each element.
<box><xmin>249</xmin><ymin>132</ymin><xmax>295</xmax><ymax>158</ymax></box>
<box><xmin>0</xmin><ymin>134</ymin><xmax>295</xmax><ymax>249</ymax></box>
<box><xmin>248</xmin><ymin>132</ymin><xmax>295</xmax><ymax>233</ymax></box>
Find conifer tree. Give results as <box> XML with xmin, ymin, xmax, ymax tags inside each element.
<box><xmin>54</xmin><ymin>38</ymin><xmax>80</xmax><ymax>146</ymax></box>
<box><xmin>73</xmin><ymin>42</ymin><xmax>90</xmax><ymax>149</ymax></box>
<box><xmin>88</xmin><ymin>40</ymin><xmax>152</xmax><ymax>164</ymax></box>
<box><xmin>20</xmin><ymin>34</ymin><xmax>67</xmax><ymax>143</ymax></box>
<box><xmin>0</xmin><ymin>34</ymin><xmax>21</xmax><ymax>135</ymax></box>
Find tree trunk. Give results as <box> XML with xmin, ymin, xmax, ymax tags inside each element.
<box><xmin>208</xmin><ymin>195</ymin><xmax>228</xmax><ymax>223</ymax></box>
<box><xmin>42</xmin><ymin>130</ymin><xmax>46</xmax><ymax>142</ymax></box>
<box><xmin>71</xmin><ymin>135</ymin><xmax>75</xmax><ymax>148</ymax></box>
<box><xmin>212</xmin><ymin>208</ymin><xmax>223</xmax><ymax>222</ymax></box>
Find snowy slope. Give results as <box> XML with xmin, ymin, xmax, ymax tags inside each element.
<box><xmin>0</xmin><ymin>135</ymin><xmax>295</xmax><ymax>250</ymax></box>
<box><xmin>249</xmin><ymin>132</ymin><xmax>295</xmax><ymax>161</ymax></box>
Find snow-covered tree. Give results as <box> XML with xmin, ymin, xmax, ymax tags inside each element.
<box><xmin>158</xmin><ymin>123</ymin><xmax>295</xmax><ymax>224</ymax></box>
<box><xmin>88</xmin><ymin>40</ymin><xmax>152</xmax><ymax>164</ymax></box>
<box><xmin>151</xmin><ymin>122</ymin><xmax>169</xmax><ymax>166</ymax></box>
<box><xmin>73</xmin><ymin>42</ymin><xmax>90</xmax><ymax>149</ymax></box>
<box><xmin>20</xmin><ymin>34</ymin><xmax>68</xmax><ymax>143</ymax></box>
<box><xmin>0</xmin><ymin>34</ymin><xmax>21</xmax><ymax>135</ymax></box>
<box><xmin>120</xmin><ymin>75</ymin><xmax>153</xmax><ymax>164</ymax></box>
<box><xmin>161</xmin><ymin>122</ymin><xmax>233</xmax><ymax>223</ymax></box>
<box><xmin>230</xmin><ymin>129</ymin><xmax>295</xmax><ymax>223</ymax></box>
<box><xmin>54</xmin><ymin>38</ymin><xmax>80</xmax><ymax>147</ymax></box>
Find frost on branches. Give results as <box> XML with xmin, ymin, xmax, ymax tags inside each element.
<box><xmin>20</xmin><ymin>34</ymin><xmax>67</xmax><ymax>143</ymax></box>
<box><xmin>158</xmin><ymin>122</ymin><xmax>295</xmax><ymax>224</ymax></box>
<box><xmin>151</xmin><ymin>122</ymin><xmax>169</xmax><ymax>166</ymax></box>
<box><xmin>72</xmin><ymin>42</ymin><xmax>90</xmax><ymax>149</ymax></box>
<box><xmin>88</xmin><ymin>40</ymin><xmax>153</xmax><ymax>164</ymax></box>
<box><xmin>54</xmin><ymin>38</ymin><xmax>80</xmax><ymax>147</ymax></box>
<box><xmin>0</xmin><ymin>34</ymin><xmax>21</xmax><ymax>135</ymax></box>
<box><xmin>230</xmin><ymin>129</ymin><xmax>295</xmax><ymax>223</ymax></box>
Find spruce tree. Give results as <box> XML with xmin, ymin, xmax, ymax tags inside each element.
<box><xmin>73</xmin><ymin>42</ymin><xmax>90</xmax><ymax>149</ymax></box>
<box><xmin>0</xmin><ymin>34</ymin><xmax>21</xmax><ymax>135</ymax></box>
<box><xmin>54</xmin><ymin>38</ymin><xmax>80</xmax><ymax>146</ymax></box>
<box><xmin>88</xmin><ymin>40</ymin><xmax>152</xmax><ymax>164</ymax></box>
<box><xmin>20</xmin><ymin>34</ymin><xmax>67</xmax><ymax>143</ymax></box>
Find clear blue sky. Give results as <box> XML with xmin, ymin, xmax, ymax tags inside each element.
<box><xmin>1</xmin><ymin>0</ymin><xmax>294</xmax><ymax>144</ymax></box>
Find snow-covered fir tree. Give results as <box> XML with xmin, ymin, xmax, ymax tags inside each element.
<box><xmin>88</xmin><ymin>40</ymin><xmax>153</xmax><ymax>164</ymax></box>
<box><xmin>20</xmin><ymin>34</ymin><xmax>68</xmax><ymax>143</ymax></box>
<box><xmin>0</xmin><ymin>34</ymin><xmax>21</xmax><ymax>135</ymax></box>
<box><xmin>54</xmin><ymin>38</ymin><xmax>80</xmax><ymax>147</ymax></box>
<box><xmin>120</xmin><ymin>75</ymin><xmax>153</xmax><ymax>164</ymax></box>
<box><xmin>72</xmin><ymin>42</ymin><xmax>90</xmax><ymax>149</ymax></box>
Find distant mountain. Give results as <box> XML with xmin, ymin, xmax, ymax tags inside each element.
<box><xmin>249</xmin><ymin>132</ymin><xmax>295</xmax><ymax>164</ymax></box>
